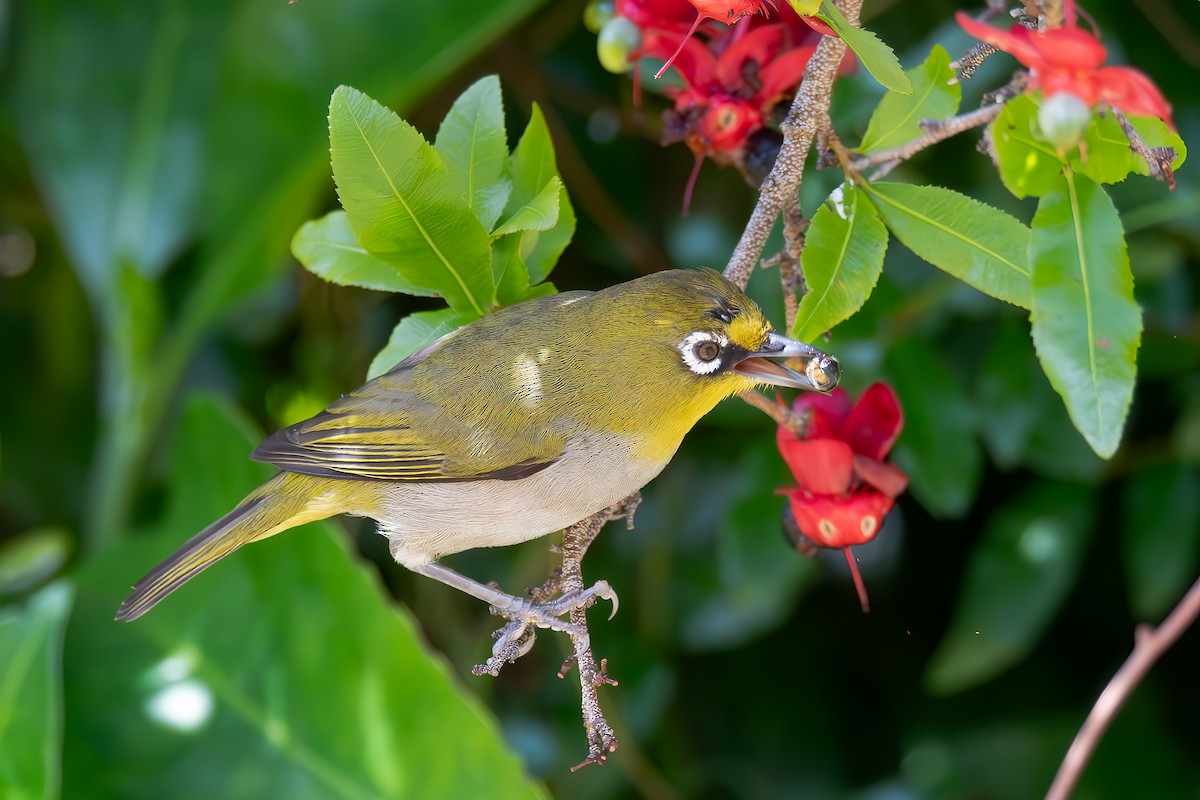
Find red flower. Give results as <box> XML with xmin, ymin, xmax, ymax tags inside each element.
<box><xmin>778</xmin><ymin>383</ymin><xmax>907</xmax><ymax>612</ymax></box>
<box><xmin>955</xmin><ymin>3</ymin><xmax>1174</xmax><ymax>128</ymax></box>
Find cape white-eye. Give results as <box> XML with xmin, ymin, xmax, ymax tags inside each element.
<box><xmin>117</xmin><ymin>268</ymin><xmax>838</xmax><ymax>625</ymax></box>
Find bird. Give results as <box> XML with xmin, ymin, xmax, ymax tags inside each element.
<box><xmin>116</xmin><ymin>268</ymin><xmax>838</xmax><ymax>628</ymax></box>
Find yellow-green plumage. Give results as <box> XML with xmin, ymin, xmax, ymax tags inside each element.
<box><xmin>117</xmin><ymin>268</ymin><xmax>836</xmax><ymax>621</ymax></box>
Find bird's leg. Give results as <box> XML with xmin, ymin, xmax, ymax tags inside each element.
<box><xmin>412</xmin><ymin>561</ymin><xmax>617</xmax><ymax>637</ymax></box>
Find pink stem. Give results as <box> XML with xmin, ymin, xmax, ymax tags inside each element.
<box><xmin>682</xmin><ymin>150</ymin><xmax>704</xmax><ymax>215</ymax></box>
<box><xmin>654</xmin><ymin>13</ymin><xmax>705</xmax><ymax>80</ymax></box>
<box><xmin>843</xmin><ymin>548</ymin><xmax>871</xmax><ymax>613</ymax></box>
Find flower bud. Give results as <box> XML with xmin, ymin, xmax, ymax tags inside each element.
<box><xmin>1037</xmin><ymin>92</ymin><xmax>1092</xmax><ymax>153</ymax></box>
<box><xmin>583</xmin><ymin>0</ymin><xmax>614</xmax><ymax>34</ymax></box>
<box><xmin>597</xmin><ymin>16</ymin><xmax>642</xmax><ymax>74</ymax></box>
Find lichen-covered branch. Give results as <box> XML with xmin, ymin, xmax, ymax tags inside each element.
<box><xmin>1111</xmin><ymin>107</ymin><xmax>1177</xmax><ymax>188</ymax></box>
<box><xmin>723</xmin><ymin>0</ymin><xmax>861</xmax><ymax>288</ymax></box>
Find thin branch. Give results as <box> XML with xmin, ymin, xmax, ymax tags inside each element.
<box><xmin>848</xmin><ymin>73</ymin><xmax>1028</xmax><ymax>176</ymax></box>
<box><xmin>738</xmin><ymin>390</ymin><xmax>811</xmax><ymax>438</ymax></box>
<box><xmin>560</xmin><ymin>494</ymin><xmax>641</xmax><ymax>770</ymax></box>
<box><xmin>1110</xmin><ymin>107</ymin><xmax>1177</xmax><ymax>189</ymax></box>
<box><xmin>1046</xmin><ymin>573</ymin><xmax>1200</xmax><ymax>800</ymax></box>
<box><xmin>723</xmin><ymin>0</ymin><xmax>861</xmax><ymax>288</ymax></box>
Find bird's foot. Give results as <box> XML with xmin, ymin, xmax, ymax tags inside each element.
<box><xmin>472</xmin><ymin>581</ymin><xmax>618</xmax><ymax>676</ymax></box>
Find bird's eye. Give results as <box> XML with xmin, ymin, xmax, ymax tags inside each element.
<box><xmin>695</xmin><ymin>341</ymin><xmax>720</xmax><ymax>362</ymax></box>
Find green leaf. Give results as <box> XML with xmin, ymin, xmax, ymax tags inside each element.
<box><xmin>865</xmin><ymin>182</ymin><xmax>1032</xmax><ymax>308</ymax></box>
<box><xmin>926</xmin><ymin>482</ymin><xmax>1094</xmax><ymax>694</ymax></box>
<box><xmin>493</xmin><ymin>177</ymin><xmax>562</xmax><ymax>236</ymax></box>
<box><xmin>859</xmin><ymin>45</ymin><xmax>960</xmax><ymax>154</ymax></box>
<box><xmin>367</xmin><ymin>308</ymin><xmax>477</xmax><ymax>380</ymax></box>
<box><xmin>523</xmin><ymin>183</ymin><xmax>576</xmax><ymax>285</ymax></box>
<box><xmin>884</xmin><ymin>336</ymin><xmax>982</xmax><ymax>518</ymax></box>
<box><xmin>492</xmin><ymin>233</ymin><xmax>535</xmax><ymax>307</ymax></box>
<box><xmin>815</xmin><ymin>0</ymin><xmax>911</xmax><ymax>95</ymax></box>
<box><xmin>63</xmin><ymin>396</ymin><xmax>546</xmax><ymax>800</ymax></box>
<box><xmin>0</xmin><ymin>528</ymin><xmax>72</xmax><ymax>597</ymax></box>
<box><xmin>992</xmin><ymin>95</ymin><xmax>1065</xmax><ymax>199</ymax></box>
<box><xmin>292</xmin><ymin>210</ymin><xmax>435</xmax><ymax>296</ymax></box>
<box><xmin>506</xmin><ymin>106</ymin><xmax>574</xmax><ymax>283</ymax></box>
<box><xmin>329</xmin><ymin>85</ymin><xmax>494</xmax><ymax>316</ymax></box>
<box><xmin>434</xmin><ymin>75</ymin><xmax>512</xmax><ymax>231</ymax></box>
<box><xmin>1074</xmin><ymin>112</ymin><xmax>1188</xmax><ymax>186</ymax></box>
<box><xmin>1030</xmin><ymin>172</ymin><xmax>1142</xmax><ymax>459</ymax></box>
<box><xmin>0</xmin><ymin>582</ymin><xmax>73</xmax><ymax>800</ymax></box>
<box><xmin>1122</xmin><ymin>464</ymin><xmax>1200</xmax><ymax>620</ymax></box>
<box><xmin>792</xmin><ymin>183</ymin><xmax>887</xmax><ymax>341</ymax></box>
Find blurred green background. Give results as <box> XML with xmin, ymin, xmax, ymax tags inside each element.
<box><xmin>2</xmin><ymin>0</ymin><xmax>1199</xmax><ymax>797</ymax></box>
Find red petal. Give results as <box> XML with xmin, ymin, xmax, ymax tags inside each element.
<box><xmin>791</xmin><ymin>386</ymin><xmax>852</xmax><ymax>439</ymax></box>
<box><xmin>787</xmin><ymin>490</ymin><xmax>894</xmax><ymax>548</ymax></box>
<box><xmin>798</xmin><ymin>14</ymin><xmax>836</xmax><ymax>37</ymax></box>
<box><xmin>851</xmin><ymin>454</ymin><xmax>908</xmax><ymax>499</ymax></box>
<box><xmin>778</xmin><ymin>438</ymin><xmax>854</xmax><ymax>494</ymax></box>
<box><xmin>756</xmin><ymin>43</ymin><xmax>816</xmax><ymax>102</ymax></box>
<box><xmin>1035</xmin><ymin>27</ymin><xmax>1107</xmax><ymax>71</ymax></box>
<box><xmin>1093</xmin><ymin>66</ymin><xmax>1175</xmax><ymax>129</ymax></box>
<box><xmin>955</xmin><ymin>12</ymin><xmax>1049</xmax><ymax>71</ymax></box>
<box><xmin>715</xmin><ymin>24</ymin><xmax>783</xmax><ymax>87</ymax></box>
<box><xmin>845</xmin><ymin>382</ymin><xmax>903</xmax><ymax>460</ymax></box>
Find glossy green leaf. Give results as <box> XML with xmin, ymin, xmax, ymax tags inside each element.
<box><xmin>492</xmin><ymin>233</ymin><xmax>535</xmax><ymax>307</ymax></box>
<box><xmin>367</xmin><ymin>308</ymin><xmax>478</xmax><ymax>380</ymax></box>
<box><xmin>865</xmin><ymin>182</ymin><xmax>1032</xmax><ymax>308</ymax></box>
<box><xmin>0</xmin><ymin>582</ymin><xmax>73</xmax><ymax>800</ymax></box>
<box><xmin>1074</xmin><ymin>112</ymin><xmax>1187</xmax><ymax>186</ymax></box>
<box><xmin>434</xmin><ymin>75</ymin><xmax>512</xmax><ymax>231</ymax></box>
<box><xmin>815</xmin><ymin>0</ymin><xmax>911</xmax><ymax>95</ymax></box>
<box><xmin>792</xmin><ymin>183</ymin><xmax>887</xmax><ymax>341</ymax></box>
<box><xmin>493</xmin><ymin>177</ymin><xmax>562</xmax><ymax>237</ymax></box>
<box><xmin>1030</xmin><ymin>172</ymin><xmax>1142</xmax><ymax>459</ymax></box>
<box><xmin>926</xmin><ymin>482</ymin><xmax>1094</xmax><ymax>694</ymax></box>
<box><xmin>292</xmin><ymin>210</ymin><xmax>435</xmax><ymax>295</ymax></box>
<box><xmin>329</xmin><ymin>86</ymin><xmax>494</xmax><ymax>316</ymax></box>
<box><xmin>1122</xmin><ymin>464</ymin><xmax>1200</xmax><ymax>620</ymax></box>
<box><xmin>63</xmin><ymin>397</ymin><xmax>546</xmax><ymax>800</ymax></box>
<box><xmin>506</xmin><ymin>106</ymin><xmax>574</xmax><ymax>283</ymax></box>
<box><xmin>991</xmin><ymin>95</ymin><xmax>1065</xmax><ymax>199</ymax></box>
<box><xmin>885</xmin><ymin>337</ymin><xmax>982</xmax><ymax>518</ymax></box>
<box><xmin>859</xmin><ymin>45</ymin><xmax>960</xmax><ymax>154</ymax></box>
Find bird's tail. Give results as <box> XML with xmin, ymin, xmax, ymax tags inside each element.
<box><xmin>115</xmin><ymin>472</ymin><xmax>334</xmax><ymax>621</ymax></box>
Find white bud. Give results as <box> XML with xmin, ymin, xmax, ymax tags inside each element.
<box><xmin>1037</xmin><ymin>92</ymin><xmax>1092</xmax><ymax>153</ymax></box>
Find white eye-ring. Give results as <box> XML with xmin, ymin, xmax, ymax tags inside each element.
<box><xmin>680</xmin><ymin>331</ymin><xmax>727</xmax><ymax>375</ymax></box>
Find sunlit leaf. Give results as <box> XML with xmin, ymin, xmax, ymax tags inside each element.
<box><xmin>329</xmin><ymin>86</ymin><xmax>494</xmax><ymax>316</ymax></box>
<box><xmin>493</xmin><ymin>177</ymin><xmax>561</xmax><ymax>237</ymax></box>
<box><xmin>1030</xmin><ymin>172</ymin><xmax>1141</xmax><ymax>459</ymax></box>
<box><xmin>926</xmin><ymin>482</ymin><xmax>1094</xmax><ymax>694</ymax></box>
<box><xmin>292</xmin><ymin>210</ymin><xmax>435</xmax><ymax>295</ymax></box>
<box><xmin>0</xmin><ymin>582</ymin><xmax>73</xmax><ymax>800</ymax></box>
<box><xmin>367</xmin><ymin>308</ymin><xmax>478</xmax><ymax>380</ymax></box>
<box><xmin>865</xmin><ymin>182</ymin><xmax>1032</xmax><ymax>308</ymax></box>
<box><xmin>815</xmin><ymin>0</ymin><xmax>911</xmax><ymax>94</ymax></box>
<box><xmin>1074</xmin><ymin>112</ymin><xmax>1187</xmax><ymax>186</ymax></box>
<box><xmin>63</xmin><ymin>397</ymin><xmax>546</xmax><ymax>800</ymax></box>
<box><xmin>859</xmin><ymin>45</ymin><xmax>960</xmax><ymax>154</ymax></box>
<box><xmin>885</xmin><ymin>336</ymin><xmax>982</xmax><ymax>518</ymax></box>
<box><xmin>1122</xmin><ymin>464</ymin><xmax>1200</xmax><ymax>620</ymax></box>
<box><xmin>991</xmin><ymin>95</ymin><xmax>1064</xmax><ymax>199</ymax></box>
<box><xmin>505</xmin><ymin>105</ymin><xmax>574</xmax><ymax>283</ymax></box>
<box><xmin>434</xmin><ymin>75</ymin><xmax>512</xmax><ymax>231</ymax></box>
<box><xmin>792</xmin><ymin>183</ymin><xmax>887</xmax><ymax>341</ymax></box>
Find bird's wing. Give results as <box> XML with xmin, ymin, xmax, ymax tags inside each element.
<box><xmin>251</xmin><ymin>374</ymin><xmax>564</xmax><ymax>482</ymax></box>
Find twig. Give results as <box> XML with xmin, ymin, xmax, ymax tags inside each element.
<box><xmin>738</xmin><ymin>390</ymin><xmax>811</xmax><ymax>438</ymax></box>
<box><xmin>847</xmin><ymin>73</ymin><xmax>1028</xmax><ymax>175</ymax></box>
<box><xmin>1110</xmin><ymin>107</ymin><xmax>1177</xmax><ymax>189</ymax></box>
<box><xmin>560</xmin><ymin>494</ymin><xmax>641</xmax><ymax>770</ymax></box>
<box><xmin>1046</xmin><ymin>573</ymin><xmax>1200</xmax><ymax>800</ymax></box>
<box><xmin>723</xmin><ymin>0</ymin><xmax>861</xmax><ymax>288</ymax></box>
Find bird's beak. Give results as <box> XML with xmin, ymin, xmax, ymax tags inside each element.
<box><xmin>733</xmin><ymin>332</ymin><xmax>840</xmax><ymax>393</ymax></box>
